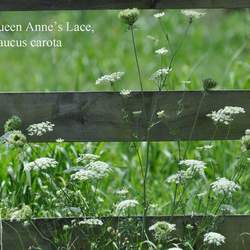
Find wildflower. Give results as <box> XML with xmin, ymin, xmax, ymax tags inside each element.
<box><xmin>211</xmin><ymin>178</ymin><xmax>240</xmax><ymax>196</ymax></box>
<box><xmin>76</xmin><ymin>153</ymin><xmax>100</xmax><ymax>165</ymax></box>
<box><xmin>241</xmin><ymin>129</ymin><xmax>250</xmax><ymax>151</ymax></box>
<box><xmin>63</xmin><ymin>225</ymin><xmax>70</xmax><ymax>230</ymax></box>
<box><xmin>120</xmin><ymin>89</ymin><xmax>132</xmax><ymax>97</ymax></box>
<box><xmin>115</xmin><ymin>199</ymin><xmax>139</xmax><ymax>213</ymax></box>
<box><xmin>204</xmin><ymin>232</ymin><xmax>225</xmax><ymax>246</ymax></box>
<box><xmin>27</xmin><ymin>121</ymin><xmax>54</xmax><ymax>136</ymax></box>
<box><xmin>181</xmin><ymin>10</ymin><xmax>206</xmax><ymax>19</ymax></box>
<box><xmin>24</xmin><ymin>157</ymin><xmax>58</xmax><ymax>171</ymax></box>
<box><xmin>157</xmin><ymin>110</ymin><xmax>166</xmax><ymax>119</ymax></box>
<box><xmin>202</xmin><ymin>78</ymin><xmax>217</xmax><ymax>91</ymax></box>
<box><xmin>115</xmin><ymin>188</ymin><xmax>129</xmax><ymax>195</ymax></box>
<box><xmin>207</xmin><ymin>106</ymin><xmax>245</xmax><ymax>125</ymax></box>
<box><xmin>7</xmin><ymin>130</ymin><xmax>27</xmax><ymax>147</ymax></box>
<box><xmin>10</xmin><ymin>205</ymin><xmax>32</xmax><ymax>222</ymax></box>
<box><xmin>168</xmin><ymin>247</ymin><xmax>183</xmax><ymax>250</ymax></box>
<box><xmin>149</xmin><ymin>221</ymin><xmax>176</xmax><ymax>241</ymax></box>
<box><xmin>56</xmin><ymin>138</ymin><xmax>64</xmax><ymax>143</ymax></box>
<box><xmin>96</xmin><ymin>72</ymin><xmax>125</xmax><ymax>85</ymax></box>
<box><xmin>155</xmin><ymin>47</ymin><xmax>168</xmax><ymax>55</ymax></box>
<box><xmin>166</xmin><ymin>170</ymin><xmax>187</xmax><ymax>184</ymax></box>
<box><xmin>179</xmin><ymin>160</ymin><xmax>206</xmax><ymax>177</ymax></box>
<box><xmin>150</xmin><ymin>68</ymin><xmax>172</xmax><ymax>81</ymax></box>
<box><xmin>4</xmin><ymin>115</ymin><xmax>22</xmax><ymax>133</ymax></box>
<box><xmin>220</xmin><ymin>204</ymin><xmax>235</xmax><ymax>214</ymax></box>
<box><xmin>119</xmin><ymin>8</ymin><xmax>140</xmax><ymax>26</ymax></box>
<box><xmin>78</xmin><ymin>219</ymin><xmax>103</xmax><ymax>226</ymax></box>
<box><xmin>71</xmin><ymin>161</ymin><xmax>111</xmax><ymax>181</ymax></box>
<box><xmin>196</xmin><ymin>144</ymin><xmax>214</xmax><ymax>151</ymax></box>
<box><xmin>154</xmin><ymin>12</ymin><xmax>165</xmax><ymax>19</ymax></box>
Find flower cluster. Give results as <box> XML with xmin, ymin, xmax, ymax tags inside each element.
<box><xmin>6</xmin><ymin>130</ymin><xmax>27</xmax><ymax>148</ymax></box>
<box><xmin>4</xmin><ymin>115</ymin><xmax>22</xmax><ymax>133</ymax></box>
<box><xmin>71</xmin><ymin>161</ymin><xmax>111</xmax><ymax>181</ymax></box>
<box><xmin>179</xmin><ymin>159</ymin><xmax>206</xmax><ymax>177</ymax></box>
<box><xmin>96</xmin><ymin>72</ymin><xmax>125</xmax><ymax>85</ymax></box>
<box><xmin>207</xmin><ymin>106</ymin><xmax>245</xmax><ymax>125</ymax></box>
<box><xmin>211</xmin><ymin>177</ymin><xmax>240</xmax><ymax>196</ymax></box>
<box><xmin>10</xmin><ymin>205</ymin><xmax>32</xmax><ymax>222</ymax></box>
<box><xmin>167</xmin><ymin>170</ymin><xmax>187</xmax><ymax>184</ymax></box>
<box><xmin>241</xmin><ymin>129</ymin><xmax>250</xmax><ymax>151</ymax></box>
<box><xmin>115</xmin><ymin>199</ymin><xmax>139</xmax><ymax>214</ymax></box>
<box><xmin>155</xmin><ymin>47</ymin><xmax>168</xmax><ymax>55</ymax></box>
<box><xmin>78</xmin><ymin>219</ymin><xmax>103</xmax><ymax>226</ymax></box>
<box><xmin>119</xmin><ymin>8</ymin><xmax>140</xmax><ymax>26</ymax></box>
<box><xmin>120</xmin><ymin>89</ymin><xmax>132</xmax><ymax>97</ymax></box>
<box><xmin>150</xmin><ymin>68</ymin><xmax>172</xmax><ymax>81</ymax></box>
<box><xmin>76</xmin><ymin>153</ymin><xmax>100</xmax><ymax>165</ymax></box>
<box><xmin>181</xmin><ymin>10</ymin><xmax>206</xmax><ymax>19</ymax></box>
<box><xmin>24</xmin><ymin>157</ymin><xmax>58</xmax><ymax>171</ymax></box>
<box><xmin>154</xmin><ymin>12</ymin><xmax>165</xmax><ymax>19</ymax></box>
<box><xmin>27</xmin><ymin>121</ymin><xmax>55</xmax><ymax>136</ymax></box>
<box><xmin>204</xmin><ymin>232</ymin><xmax>225</xmax><ymax>246</ymax></box>
<box><xmin>149</xmin><ymin>221</ymin><xmax>176</xmax><ymax>241</ymax></box>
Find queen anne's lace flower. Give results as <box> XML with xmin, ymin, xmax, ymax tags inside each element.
<box><xmin>167</xmin><ymin>170</ymin><xmax>187</xmax><ymax>184</ymax></box>
<box><xmin>71</xmin><ymin>161</ymin><xmax>111</xmax><ymax>181</ymax></box>
<box><xmin>76</xmin><ymin>154</ymin><xmax>100</xmax><ymax>165</ymax></box>
<box><xmin>204</xmin><ymin>232</ymin><xmax>225</xmax><ymax>246</ymax></box>
<box><xmin>24</xmin><ymin>157</ymin><xmax>58</xmax><ymax>171</ymax></box>
<box><xmin>168</xmin><ymin>247</ymin><xmax>183</xmax><ymax>250</ymax></box>
<box><xmin>119</xmin><ymin>8</ymin><xmax>139</xmax><ymax>26</ymax></box>
<box><xmin>150</xmin><ymin>68</ymin><xmax>172</xmax><ymax>81</ymax></box>
<box><xmin>211</xmin><ymin>178</ymin><xmax>240</xmax><ymax>196</ymax></box>
<box><xmin>96</xmin><ymin>72</ymin><xmax>124</xmax><ymax>85</ymax></box>
<box><xmin>154</xmin><ymin>12</ymin><xmax>165</xmax><ymax>19</ymax></box>
<box><xmin>155</xmin><ymin>47</ymin><xmax>168</xmax><ymax>55</ymax></box>
<box><xmin>115</xmin><ymin>188</ymin><xmax>129</xmax><ymax>195</ymax></box>
<box><xmin>27</xmin><ymin>121</ymin><xmax>55</xmax><ymax>136</ymax></box>
<box><xmin>149</xmin><ymin>221</ymin><xmax>176</xmax><ymax>241</ymax></box>
<box><xmin>115</xmin><ymin>199</ymin><xmax>139</xmax><ymax>213</ymax></box>
<box><xmin>78</xmin><ymin>219</ymin><xmax>103</xmax><ymax>226</ymax></box>
<box><xmin>181</xmin><ymin>10</ymin><xmax>206</xmax><ymax>19</ymax></box>
<box><xmin>7</xmin><ymin>130</ymin><xmax>27</xmax><ymax>147</ymax></box>
<box><xmin>96</xmin><ymin>72</ymin><xmax>125</xmax><ymax>85</ymax></box>
<box><xmin>179</xmin><ymin>160</ymin><xmax>206</xmax><ymax>177</ymax></box>
<box><xmin>207</xmin><ymin>106</ymin><xmax>245</xmax><ymax>125</ymax></box>
<box><xmin>120</xmin><ymin>89</ymin><xmax>132</xmax><ymax>97</ymax></box>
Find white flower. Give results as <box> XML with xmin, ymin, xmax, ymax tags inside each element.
<box><xmin>78</xmin><ymin>219</ymin><xmax>103</xmax><ymax>226</ymax></box>
<box><xmin>120</xmin><ymin>89</ymin><xmax>132</xmax><ymax>97</ymax></box>
<box><xmin>155</xmin><ymin>47</ymin><xmax>168</xmax><ymax>55</ymax></box>
<box><xmin>220</xmin><ymin>204</ymin><xmax>235</xmax><ymax>214</ymax></box>
<box><xmin>168</xmin><ymin>247</ymin><xmax>183</xmax><ymax>250</ymax></box>
<box><xmin>149</xmin><ymin>221</ymin><xmax>176</xmax><ymax>232</ymax></box>
<box><xmin>76</xmin><ymin>154</ymin><xmax>100</xmax><ymax>165</ymax></box>
<box><xmin>154</xmin><ymin>12</ymin><xmax>165</xmax><ymax>19</ymax></box>
<box><xmin>71</xmin><ymin>161</ymin><xmax>111</xmax><ymax>181</ymax></box>
<box><xmin>96</xmin><ymin>72</ymin><xmax>125</xmax><ymax>85</ymax></box>
<box><xmin>115</xmin><ymin>199</ymin><xmax>139</xmax><ymax>213</ymax></box>
<box><xmin>24</xmin><ymin>157</ymin><xmax>58</xmax><ymax>171</ymax></box>
<box><xmin>211</xmin><ymin>177</ymin><xmax>240</xmax><ymax>196</ymax></box>
<box><xmin>115</xmin><ymin>188</ymin><xmax>129</xmax><ymax>195</ymax></box>
<box><xmin>196</xmin><ymin>144</ymin><xmax>214</xmax><ymax>151</ymax></box>
<box><xmin>181</xmin><ymin>9</ymin><xmax>206</xmax><ymax>19</ymax></box>
<box><xmin>157</xmin><ymin>110</ymin><xmax>166</xmax><ymax>119</ymax></box>
<box><xmin>207</xmin><ymin>106</ymin><xmax>245</xmax><ymax>125</ymax></box>
<box><xmin>179</xmin><ymin>160</ymin><xmax>206</xmax><ymax>177</ymax></box>
<box><xmin>167</xmin><ymin>170</ymin><xmax>187</xmax><ymax>184</ymax></box>
<box><xmin>56</xmin><ymin>138</ymin><xmax>64</xmax><ymax>143</ymax></box>
<box><xmin>150</xmin><ymin>68</ymin><xmax>172</xmax><ymax>81</ymax></box>
<box><xmin>204</xmin><ymin>232</ymin><xmax>225</xmax><ymax>246</ymax></box>
<box><xmin>27</xmin><ymin>121</ymin><xmax>55</xmax><ymax>136</ymax></box>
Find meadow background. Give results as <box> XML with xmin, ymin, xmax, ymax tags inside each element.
<box><xmin>0</xmin><ymin>9</ymin><xmax>249</xmax><ymax>218</ymax></box>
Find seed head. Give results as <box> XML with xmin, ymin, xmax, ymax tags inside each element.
<box><xmin>119</xmin><ymin>8</ymin><xmax>140</xmax><ymax>26</ymax></box>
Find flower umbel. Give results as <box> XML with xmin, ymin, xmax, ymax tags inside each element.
<box><xmin>7</xmin><ymin>130</ymin><xmax>27</xmax><ymax>148</ymax></box>
<box><xmin>96</xmin><ymin>72</ymin><xmax>125</xmax><ymax>85</ymax></box>
<box><xmin>115</xmin><ymin>199</ymin><xmax>139</xmax><ymax>214</ymax></box>
<box><xmin>204</xmin><ymin>232</ymin><xmax>225</xmax><ymax>246</ymax></box>
<box><xmin>211</xmin><ymin>177</ymin><xmax>240</xmax><ymax>196</ymax></box>
<box><xmin>4</xmin><ymin>116</ymin><xmax>22</xmax><ymax>133</ymax></box>
<box><xmin>181</xmin><ymin>10</ymin><xmax>206</xmax><ymax>19</ymax></box>
<box><xmin>150</xmin><ymin>68</ymin><xmax>172</xmax><ymax>81</ymax></box>
<box><xmin>179</xmin><ymin>159</ymin><xmax>206</xmax><ymax>177</ymax></box>
<box><xmin>119</xmin><ymin>8</ymin><xmax>140</xmax><ymax>26</ymax></box>
<box><xmin>149</xmin><ymin>221</ymin><xmax>176</xmax><ymax>241</ymax></box>
<box><xmin>27</xmin><ymin>121</ymin><xmax>55</xmax><ymax>136</ymax></box>
<box><xmin>207</xmin><ymin>106</ymin><xmax>245</xmax><ymax>125</ymax></box>
<box><xmin>24</xmin><ymin>157</ymin><xmax>58</xmax><ymax>171</ymax></box>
